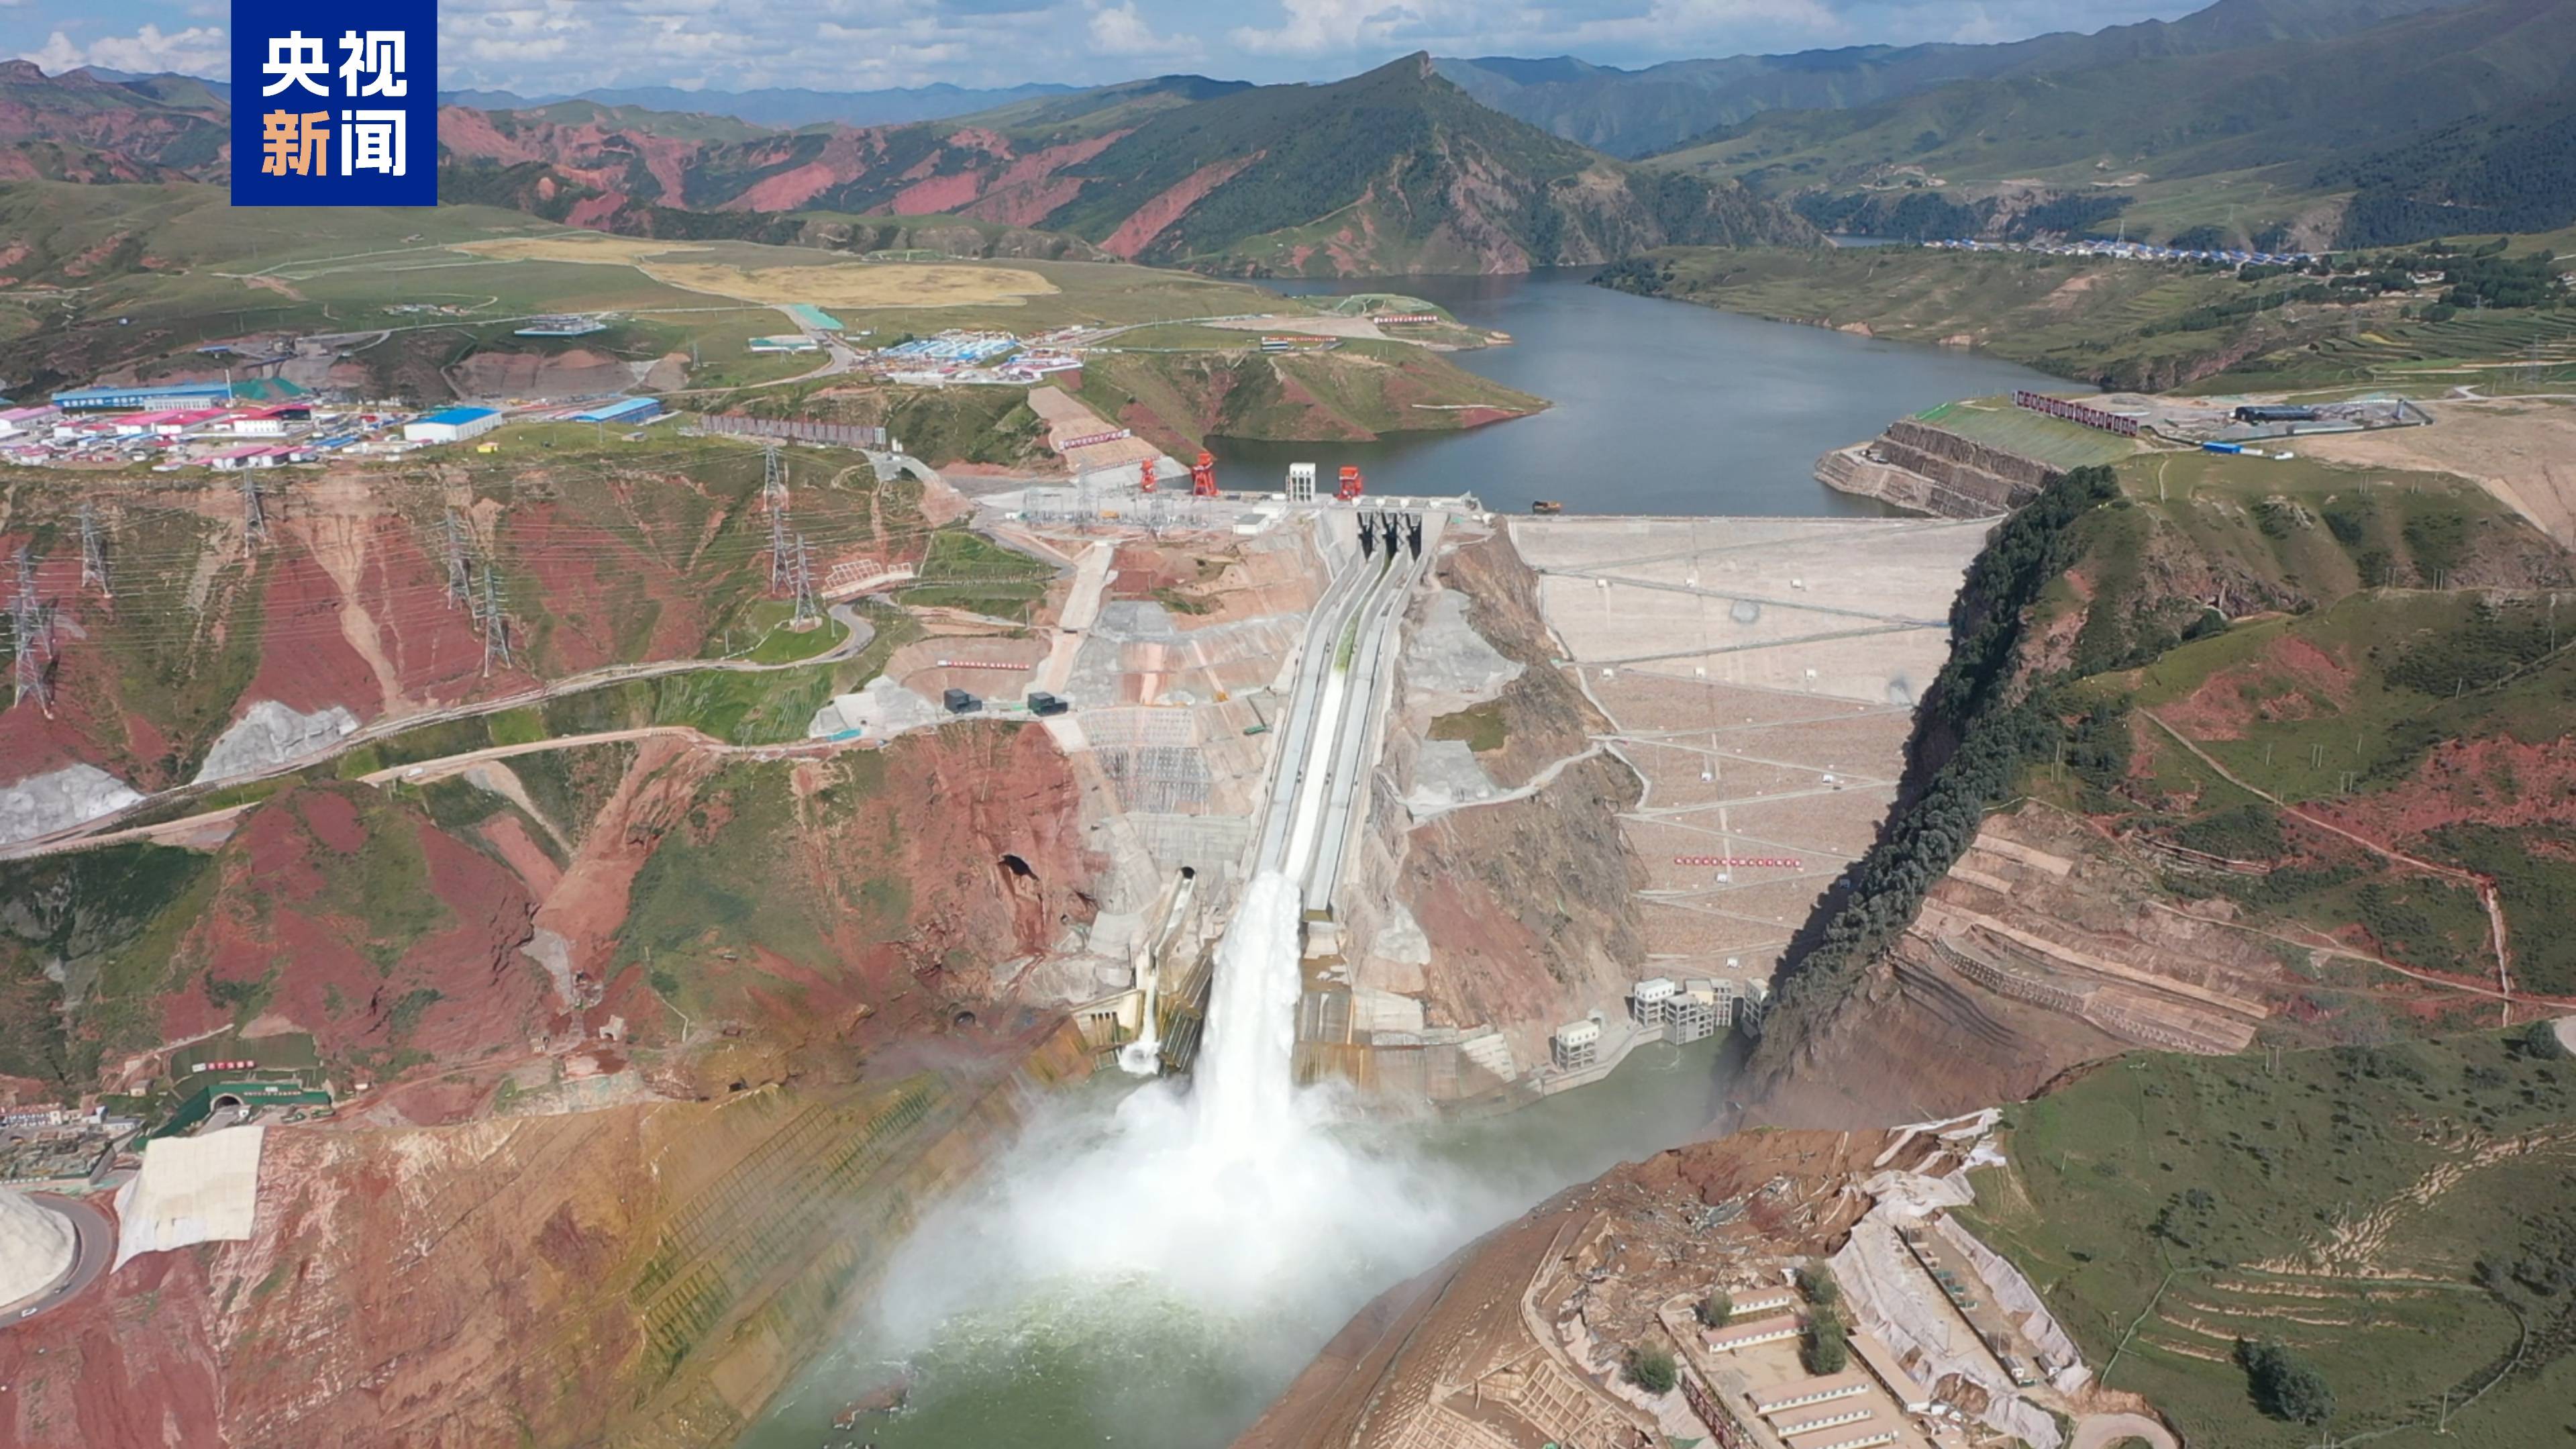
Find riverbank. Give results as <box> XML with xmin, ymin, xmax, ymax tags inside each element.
<box><xmin>1594</xmin><ymin>245</ymin><xmax>2576</xmax><ymax>396</ymax></box>
<box><xmin>1594</xmin><ymin>246</ymin><xmax>2280</xmax><ymax>392</ymax></box>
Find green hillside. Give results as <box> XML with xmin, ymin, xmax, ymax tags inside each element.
<box><xmin>1029</xmin><ymin>54</ymin><xmax>1815</xmax><ymax>271</ymax></box>
<box><xmin>1437</xmin><ymin>0</ymin><xmax>2481</xmax><ymax>159</ymax></box>
<box><xmin>2326</xmin><ymin>83</ymin><xmax>2576</xmax><ymax>246</ymax></box>
<box><xmin>1967</xmin><ymin>1031</ymin><xmax>2576</xmax><ymax>1448</ymax></box>
<box><xmin>941</xmin><ymin>74</ymin><xmax>1255</xmax><ymax>137</ymax></box>
<box><xmin>1596</xmin><ymin>236</ymin><xmax>2576</xmax><ymax>392</ymax></box>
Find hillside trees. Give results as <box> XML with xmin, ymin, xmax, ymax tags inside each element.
<box><xmin>1764</xmin><ymin>464</ymin><xmax>2123</xmax><ymax>1033</ymax></box>
<box><xmin>1623</xmin><ymin>1342</ymin><xmax>1678</xmax><ymax>1393</ymax></box>
<box><xmin>2236</xmin><ymin>1338</ymin><xmax>2335</xmax><ymax>1423</ymax></box>
<box><xmin>1803</xmin><ymin>1311</ymin><xmax>1850</xmax><ymax>1375</ymax></box>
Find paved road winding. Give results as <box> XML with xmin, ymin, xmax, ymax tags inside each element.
<box><xmin>1</xmin><ymin>1195</ymin><xmax>113</xmax><ymax>1330</ymax></box>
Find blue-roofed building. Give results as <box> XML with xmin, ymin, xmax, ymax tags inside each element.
<box><xmin>568</xmin><ymin>397</ymin><xmax>664</xmax><ymax>425</ymax></box>
<box><xmin>52</xmin><ymin>381</ymin><xmax>237</xmax><ymax>411</ymax></box>
<box><xmin>403</xmin><ymin>406</ymin><xmax>505</xmax><ymax>444</ymax></box>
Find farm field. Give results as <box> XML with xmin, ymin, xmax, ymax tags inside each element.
<box><xmin>452</xmin><ymin>235</ymin><xmax>1061</xmax><ymax>311</ymax></box>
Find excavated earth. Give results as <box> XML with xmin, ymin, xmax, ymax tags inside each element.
<box><xmin>1235</xmin><ymin>1126</ymin><xmax>1896</xmax><ymax>1449</ymax></box>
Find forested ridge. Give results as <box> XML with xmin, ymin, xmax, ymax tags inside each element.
<box><xmin>1757</xmin><ymin>465</ymin><xmax>2126</xmax><ymax>1049</ymax></box>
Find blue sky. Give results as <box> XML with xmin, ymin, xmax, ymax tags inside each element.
<box><xmin>9</xmin><ymin>0</ymin><xmax>2210</xmax><ymax>94</ymax></box>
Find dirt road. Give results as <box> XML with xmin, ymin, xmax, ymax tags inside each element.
<box><xmin>2071</xmin><ymin>1411</ymin><xmax>2177</xmax><ymax>1449</ymax></box>
<box><xmin>2144</xmin><ymin>711</ymin><xmax>2517</xmax><ymax>1003</ymax></box>
<box><xmin>2</xmin><ymin>608</ymin><xmax>873</xmax><ymax>864</ymax></box>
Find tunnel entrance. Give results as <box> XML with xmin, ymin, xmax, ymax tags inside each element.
<box><xmin>999</xmin><ymin>853</ymin><xmax>1035</xmax><ymax>880</ymax></box>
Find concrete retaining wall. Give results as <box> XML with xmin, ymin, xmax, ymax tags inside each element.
<box><xmin>1816</xmin><ymin>420</ymin><xmax>2061</xmax><ymax>519</ymax></box>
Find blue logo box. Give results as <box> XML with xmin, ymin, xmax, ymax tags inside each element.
<box><xmin>230</xmin><ymin>1</ymin><xmax>439</xmax><ymax>207</ymax></box>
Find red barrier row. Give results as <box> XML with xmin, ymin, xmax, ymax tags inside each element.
<box><xmin>2012</xmin><ymin>389</ymin><xmax>2141</xmax><ymax>436</ymax></box>
<box><xmin>1055</xmin><ymin>428</ymin><xmax>1132</xmax><ymax>452</ymax></box>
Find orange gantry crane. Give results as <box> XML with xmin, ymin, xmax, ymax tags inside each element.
<box><xmin>1335</xmin><ymin>464</ymin><xmax>1363</xmax><ymax>502</ymax></box>
<box><xmin>1190</xmin><ymin>450</ymin><xmax>1219</xmax><ymax>497</ymax></box>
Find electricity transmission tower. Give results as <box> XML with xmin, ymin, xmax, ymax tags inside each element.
<box><xmin>442</xmin><ymin>511</ymin><xmax>471</xmax><ymax>608</ymax></box>
<box><xmin>788</xmin><ymin>534</ymin><xmax>819</xmax><ymax>628</ymax></box>
<box><xmin>762</xmin><ymin>442</ymin><xmax>788</xmax><ymax>510</ymax></box>
<box><xmin>9</xmin><ymin>546</ymin><xmax>50</xmax><ymax>712</ymax></box>
<box><xmin>240</xmin><ymin>473</ymin><xmax>267</xmax><ymax>556</ymax></box>
<box><xmin>475</xmin><ymin>563</ymin><xmax>513</xmax><ymax>676</ymax></box>
<box><xmin>77</xmin><ymin>501</ymin><xmax>109</xmax><ymax>597</ymax></box>
<box><xmin>763</xmin><ymin>443</ymin><xmax>793</xmax><ymax>594</ymax></box>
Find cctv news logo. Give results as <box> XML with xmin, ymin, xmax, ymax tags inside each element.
<box><xmin>230</xmin><ymin>1</ymin><xmax>438</xmax><ymax>206</ymax></box>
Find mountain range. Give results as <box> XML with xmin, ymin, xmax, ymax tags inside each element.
<box><xmin>1</xmin><ymin>0</ymin><xmax>2569</xmax><ymax>265</ymax></box>
<box><xmin>0</xmin><ymin>56</ymin><xmax>1814</xmax><ymax>275</ymax></box>
<box><xmin>1435</xmin><ymin>0</ymin><xmax>2486</xmax><ymax>159</ymax></box>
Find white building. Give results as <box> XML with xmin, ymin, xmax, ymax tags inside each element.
<box><xmin>1630</xmin><ymin>977</ymin><xmax>1677</xmax><ymax>1026</ymax></box>
<box><xmin>1551</xmin><ymin>1017</ymin><xmax>1600</xmax><ymax>1071</ymax></box>
<box><xmin>0</xmin><ymin>406</ymin><xmax>59</xmax><ymax>439</ymax></box>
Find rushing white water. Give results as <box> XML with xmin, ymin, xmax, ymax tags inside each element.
<box><xmin>868</xmin><ymin>870</ymin><xmax>1486</xmax><ymax>1344</ymax></box>
<box><xmin>1190</xmin><ymin>872</ymin><xmax>1307</xmax><ymax>1148</ymax></box>
<box><xmin>757</xmin><ymin>862</ymin><xmax>1735</xmax><ymax>1449</ymax></box>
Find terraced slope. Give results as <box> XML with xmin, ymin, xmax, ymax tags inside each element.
<box><xmin>1963</xmin><ymin>1033</ymin><xmax>2576</xmax><ymax>1448</ymax></box>
<box><xmin>1750</xmin><ymin>437</ymin><xmax>2576</xmax><ymax>1125</ymax></box>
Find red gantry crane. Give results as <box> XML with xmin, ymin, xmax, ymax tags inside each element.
<box><xmin>1190</xmin><ymin>450</ymin><xmax>1219</xmax><ymax>497</ymax></box>
<box><xmin>1335</xmin><ymin>464</ymin><xmax>1363</xmax><ymax>502</ymax></box>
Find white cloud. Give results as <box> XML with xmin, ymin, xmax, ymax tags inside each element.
<box><xmin>425</xmin><ymin>0</ymin><xmax>1115</xmax><ymax>92</ymax></box>
<box><xmin>1227</xmin><ymin>0</ymin><xmax>1396</xmax><ymax>58</ymax></box>
<box><xmin>19</xmin><ymin>23</ymin><xmax>229</xmax><ymax>78</ymax></box>
<box><xmin>1088</xmin><ymin>0</ymin><xmax>1199</xmax><ymax>58</ymax></box>
<box><xmin>1227</xmin><ymin>0</ymin><xmax>1843</xmax><ymax>61</ymax></box>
